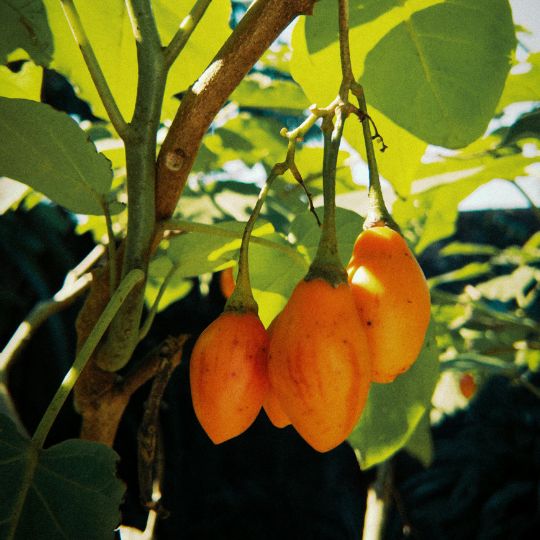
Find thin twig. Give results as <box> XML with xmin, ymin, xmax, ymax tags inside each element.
<box><xmin>102</xmin><ymin>199</ymin><xmax>118</xmax><ymax>292</ymax></box>
<box><xmin>137</xmin><ymin>335</ymin><xmax>186</xmax><ymax>510</ymax></box>
<box><xmin>59</xmin><ymin>0</ymin><xmax>129</xmax><ymax>138</ymax></box>
<box><xmin>164</xmin><ymin>0</ymin><xmax>213</xmax><ymax>67</ymax></box>
<box><xmin>138</xmin><ymin>263</ymin><xmax>181</xmax><ymax>342</ymax></box>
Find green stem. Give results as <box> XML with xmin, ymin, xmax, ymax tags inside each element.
<box><xmin>31</xmin><ymin>270</ymin><xmax>144</xmax><ymax>449</ymax></box>
<box><xmin>97</xmin><ymin>0</ymin><xmax>167</xmax><ymax>371</ymax></box>
<box><xmin>102</xmin><ymin>198</ymin><xmax>117</xmax><ymax>292</ymax></box>
<box><xmin>354</xmin><ymin>87</ymin><xmax>397</xmax><ymax>230</ymax></box>
<box><xmin>159</xmin><ymin>219</ymin><xmax>307</xmax><ymax>266</ymax></box>
<box><xmin>138</xmin><ymin>263</ymin><xmax>180</xmax><ymax>342</ymax></box>
<box><xmin>225</xmin><ymin>166</ymin><xmax>283</xmax><ymax>313</ymax></box>
<box><xmin>59</xmin><ymin>0</ymin><xmax>129</xmax><ymax>139</ymax></box>
<box><xmin>164</xmin><ymin>0</ymin><xmax>213</xmax><ymax>67</ymax></box>
<box><xmin>338</xmin><ymin>0</ymin><xmax>354</xmax><ymax>95</ymax></box>
<box><xmin>306</xmin><ymin>110</ymin><xmax>347</xmax><ymax>286</ymax></box>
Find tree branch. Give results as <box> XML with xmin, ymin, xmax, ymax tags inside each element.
<box><xmin>155</xmin><ymin>0</ymin><xmax>316</xmax><ymax>220</ymax></box>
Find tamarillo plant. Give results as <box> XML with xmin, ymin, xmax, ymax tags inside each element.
<box><xmin>1</xmin><ymin>0</ymin><xmax>537</xmax><ymax>538</ymax></box>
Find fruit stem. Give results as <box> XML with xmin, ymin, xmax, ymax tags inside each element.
<box><xmin>225</xmin><ymin>164</ymin><xmax>285</xmax><ymax>313</ymax></box>
<box><xmin>306</xmin><ymin>108</ymin><xmax>348</xmax><ymax>286</ymax></box>
<box><xmin>337</xmin><ymin>0</ymin><xmax>398</xmax><ymax>232</ymax></box>
<box><xmin>353</xmin><ymin>86</ymin><xmax>399</xmax><ymax>231</ymax></box>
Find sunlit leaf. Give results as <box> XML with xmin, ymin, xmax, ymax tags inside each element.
<box><xmin>0</xmin><ymin>98</ymin><xmax>113</xmax><ymax>215</ymax></box>
<box><xmin>428</xmin><ymin>262</ymin><xmax>492</xmax><ymax>287</ymax></box>
<box><xmin>361</xmin><ymin>0</ymin><xmax>515</xmax><ymax>148</ymax></box>
<box><xmin>159</xmin><ymin>0</ymin><xmax>232</xmax><ymax>120</ymax></box>
<box><xmin>498</xmin><ymin>52</ymin><xmax>540</xmax><ymax>110</ymax></box>
<box><xmin>230</xmin><ymin>74</ymin><xmax>310</xmax><ymax>114</ymax></box>
<box><xmin>0</xmin><ymin>414</ymin><xmax>124</xmax><ymax>540</ymax></box>
<box><xmin>476</xmin><ymin>266</ymin><xmax>538</xmax><ymax>303</ymax></box>
<box><xmin>0</xmin><ymin>61</ymin><xmax>42</xmax><ymax>100</ymax></box>
<box><xmin>292</xmin><ymin>0</ymin><xmax>516</xmax><ymax>149</ymax></box>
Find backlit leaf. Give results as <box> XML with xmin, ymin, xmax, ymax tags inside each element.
<box><xmin>0</xmin><ymin>414</ymin><xmax>124</xmax><ymax>540</ymax></box>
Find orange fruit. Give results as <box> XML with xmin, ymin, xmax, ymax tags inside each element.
<box><xmin>190</xmin><ymin>311</ymin><xmax>268</xmax><ymax>443</ymax></box>
<box><xmin>268</xmin><ymin>279</ymin><xmax>371</xmax><ymax>452</ymax></box>
<box><xmin>347</xmin><ymin>226</ymin><xmax>430</xmax><ymax>383</ymax></box>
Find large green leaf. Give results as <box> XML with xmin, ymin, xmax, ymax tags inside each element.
<box><xmin>0</xmin><ymin>0</ymin><xmax>53</xmax><ymax>66</ymax></box>
<box><xmin>293</xmin><ymin>0</ymin><xmax>516</xmax><ymax>149</ymax></box>
<box><xmin>0</xmin><ymin>98</ymin><xmax>113</xmax><ymax>215</ymax></box>
<box><xmin>43</xmin><ymin>0</ymin><xmax>230</xmax><ymax>122</ymax></box>
<box><xmin>0</xmin><ymin>414</ymin><xmax>124</xmax><ymax>540</ymax></box>
<box><xmin>349</xmin><ymin>324</ymin><xmax>440</xmax><ymax>470</ymax></box>
<box><xmin>361</xmin><ymin>0</ymin><xmax>516</xmax><ymax>148</ymax></box>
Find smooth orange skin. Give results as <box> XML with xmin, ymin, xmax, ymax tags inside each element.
<box><xmin>189</xmin><ymin>311</ymin><xmax>268</xmax><ymax>444</ymax></box>
<box><xmin>268</xmin><ymin>279</ymin><xmax>371</xmax><ymax>452</ymax></box>
<box><xmin>219</xmin><ymin>267</ymin><xmax>235</xmax><ymax>299</ymax></box>
<box><xmin>347</xmin><ymin>226</ymin><xmax>431</xmax><ymax>383</ymax></box>
<box><xmin>262</xmin><ymin>316</ymin><xmax>292</xmax><ymax>428</ymax></box>
<box><xmin>263</xmin><ymin>389</ymin><xmax>291</xmax><ymax>428</ymax></box>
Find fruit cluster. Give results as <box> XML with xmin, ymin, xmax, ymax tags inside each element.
<box><xmin>190</xmin><ymin>225</ymin><xmax>430</xmax><ymax>452</ymax></box>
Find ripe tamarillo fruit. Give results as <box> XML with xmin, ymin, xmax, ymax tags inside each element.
<box><xmin>190</xmin><ymin>311</ymin><xmax>268</xmax><ymax>443</ymax></box>
<box><xmin>268</xmin><ymin>279</ymin><xmax>371</xmax><ymax>452</ymax></box>
<box><xmin>347</xmin><ymin>226</ymin><xmax>430</xmax><ymax>383</ymax></box>
<box><xmin>262</xmin><ymin>316</ymin><xmax>291</xmax><ymax>428</ymax></box>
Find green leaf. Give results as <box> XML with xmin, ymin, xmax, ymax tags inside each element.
<box><xmin>476</xmin><ymin>266</ymin><xmax>538</xmax><ymax>303</ymax></box>
<box><xmin>343</xmin><ymin>108</ymin><xmax>427</xmax><ymax>196</ymax></box>
<box><xmin>394</xmin><ymin>150</ymin><xmax>538</xmax><ymax>253</ymax></box>
<box><xmin>439</xmin><ymin>242</ymin><xmax>498</xmax><ymax>257</ymax></box>
<box><xmin>361</xmin><ymin>0</ymin><xmax>516</xmax><ymax>148</ymax></box>
<box><xmin>42</xmin><ymin>1</ymin><xmax>230</xmax><ymax>121</ymax></box>
<box><xmin>289</xmin><ymin>206</ymin><xmax>363</xmax><ymax>267</ymax></box>
<box><xmin>428</xmin><ymin>262</ymin><xmax>493</xmax><ymax>287</ymax></box>
<box><xmin>293</xmin><ymin>0</ymin><xmax>516</xmax><ymax>149</ymax></box>
<box><xmin>0</xmin><ymin>414</ymin><xmax>124</xmax><ymax>540</ymax></box>
<box><xmin>0</xmin><ymin>98</ymin><xmax>113</xmax><ymax>215</ymax></box>
<box><xmin>145</xmin><ymin>256</ymin><xmax>193</xmax><ymax>311</ymax></box>
<box><xmin>304</xmin><ymin>0</ymin><xmax>396</xmax><ymax>54</ymax></box>
<box><xmin>230</xmin><ymin>74</ymin><xmax>310</xmax><ymax>114</ymax></box>
<box><xmin>349</xmin><ymin>323</ymin><xmax>439</xmax><ymax>470</ymax></box>
<box><xmin>250</xmin><ymin>236</ymin><xmax>308</xmax><ymax>327</ymax></box>
<box><xmin>404</xmin><ymin>412</ymin><xmax>433</xmax><ymax>467</ymax></box>
<box><xmin>500</xmin><ymin>108</ymin><xmax>540</xmax><ymax>147</ymax></box>
<box><xmin>158</xmin><ymin>0</ymin><xmax>232</xmax><ymax>120</ymax></box>
<box><xmin>0</xmin><ymin>60</ymin><xmax>42</xmax><ymax>100</ymax></box>
<box><xmin>498</xmin><ymin>52</ymin><xmax>540</xmax><ymax>110</ymax></box>
<box><xmin>0</xmin><ymin>0</ymin><xmax>53</xmax><ymax>66</ymax></box>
